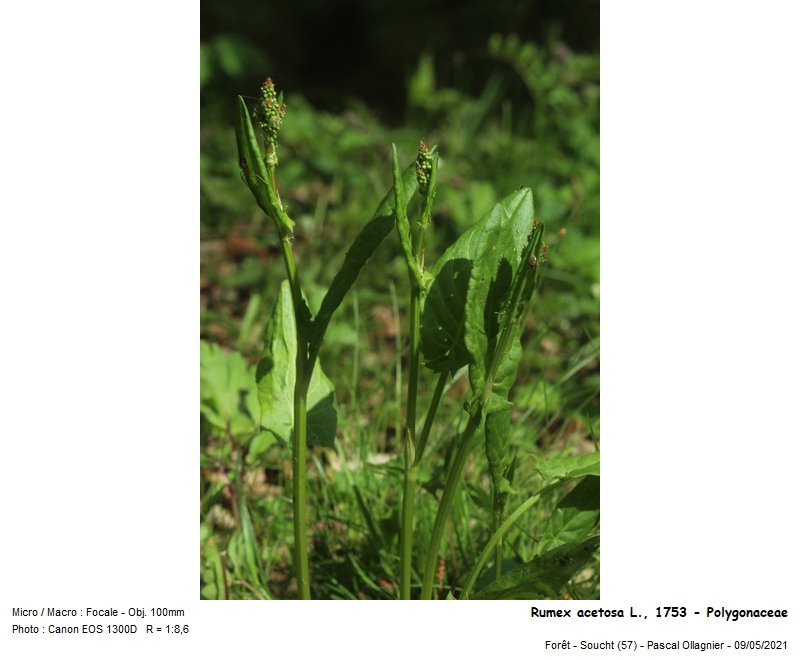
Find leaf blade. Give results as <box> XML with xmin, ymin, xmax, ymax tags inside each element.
<box><xmin>421</xmin><ymin>188</ymin><xmax>534</xmax><ymax>375</ymax></box>
<box><xmin>536</xmin><ymin>476</ymin><xmax>600</xmax><ymax>554</ymax></box>
<box><xmin>311</xmin><ymin>162</ymin><xmax>417</xmax><ymax>352</ymax></box>
<box><xmin>472</xmin><ymin>535</ymin><xmax>600</xmax><ymax>600</ymax></box>
<box><xmin>534</xmin><ymin>451</ymin><xmax>601</xmax><ymax>481</ymax></box>
<box><xmin>200</xmin><ymin>339</ymin><xmax>259</xmax><ymax>437</ymax></box>
<box><xmin>391</xmin><ymin>144</ymin><xmax>422</xmax><ymax>287</ymax></box>
<box><xmin>257</xmin><ymin>281</ymin><xmax>338</xmax><ymax>447</ymax></box>
<box><xmin>234</xmin><ymin>95</ymin><xmax>294</xmax><ymax>233</ymax></box>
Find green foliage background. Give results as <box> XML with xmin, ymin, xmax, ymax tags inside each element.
<box><xmin>201</xmin><ymin>4</ymin><xmax>599</xmax><ymax>599</ymax></box>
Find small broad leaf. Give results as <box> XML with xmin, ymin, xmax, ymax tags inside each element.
<box><xmin>534</xmin><ymin>451</ymin><xmax>600</xmax><ymax>481</ymax></box>
<box><xmin>200</xmin><ymin>340</ymin><xmax>259</xmax><ymax>437</ymax></box>
<box><xmin>421</xmin><ymin>188</ymin><xmax>533</xmax><ymax>374</ymax></box>
<box><xmin>472</xmin><ymin>535</ymin><xmax>599</xmax><ymax>600</ymax></box>
<box><xmin>247</xmin><ymin>431</ymin><xmax>277</xmax><ymax>462</ymax></box>
<box><xmin>310</xmin><ymin>162</ymin><xmax>417</xmax><ymax>352</ymax></box>
<box><xmin>257</xmin><ymin>280</ymin><xmax>338</xmax><ymax>447</ymax></box>
<box><xmin>537</xmin><ymin>476</ymin><xmax>600</xmax><ymax>554</ymax></box>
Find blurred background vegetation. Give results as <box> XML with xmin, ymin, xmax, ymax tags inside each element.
<box><xmin>201</xmin><ymin>0</ymin><xmax>599</xmax><ymax>599</ymax></box>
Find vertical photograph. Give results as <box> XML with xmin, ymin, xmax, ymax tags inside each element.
<box><xmin>200</xmin><ymin>0</ymin><xmax>599</xmax><ymax>600</ymax></box>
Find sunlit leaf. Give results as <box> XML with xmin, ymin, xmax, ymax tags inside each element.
<box><xmin>421</xmin><ymin>188</ymin><xmax>534</xmax><ymax>374</ymax></box>
<box><xmin>533</xmin><ymin>451</ymin><xmax>600</xmax><ymax>481</ymax></box>
<box><xmin>257</xmin><ymin>281</ymin><xmax>337</xmax><ymax>447</ymax></box>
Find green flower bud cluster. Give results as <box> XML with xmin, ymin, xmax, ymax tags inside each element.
<box><xmin>415</xmin><ymin>140</ymin><xmax>432</xmax><ymax>195</ymax></box>
<box><xmin>257</xmin><ymin>77</ymin><xmax>286</xmax><ymax>167</ymax></box>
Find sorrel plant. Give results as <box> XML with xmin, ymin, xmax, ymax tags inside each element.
<box><xmin>234</xmin><ymin>79</ymin><xmax>599</xmax><ymax>599</ymax></box>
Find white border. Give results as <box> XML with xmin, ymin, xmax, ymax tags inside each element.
<box><xmin>2</xmin><ymin>1</ymin><xmax>798</xmax><ymax>657</ymax></box>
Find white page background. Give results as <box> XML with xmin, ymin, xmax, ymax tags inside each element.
<box><xmin>1</xmin><ymin>1</ymin><xmax>798</xmax><ymax>658</ymax></box>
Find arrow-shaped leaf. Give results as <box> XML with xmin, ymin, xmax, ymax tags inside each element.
<box><xmin>257</xmin><ymin>280</ymin><xmax>338</xmax><ymax>447</ymax></box>
<box><xmin>310</xmin><ymin>161</ymin><xmax>417</xmax><ymax>353</ymax></box>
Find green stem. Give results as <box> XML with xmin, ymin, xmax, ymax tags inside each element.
<box><xmin>400</xmin><ymin>279</ymin><xmax>421</xmax><ymax>599</ymax></box>
<box><xmin>271</xmin><ymin>170</ymin><xmax>312</xmax><ymax>600</ymax></box>
<box><xmin>399</xmin><ymin>151</ymin><xmax>436</xmax><ymax>599</ymax></box>
<box><xmin>494</xmin><ymin>512</ymin><xmax>503</xmax><ymax>581</ymax></box>
<box><xmin>418</xmin><ymin>357</ymin><xmax>505</xmax><ymax>599</ymax></box>
<box><xmin>414</xmin><ymin>370</ymin><xmax>449</xmax><ymax>466</ymax></box>
<box><xmin>400</xmin><ymin>369</ymin><xmax>448</xmax><ymax>598</ymax></box>
<box><xmin>420</xmin><ymin>306</ymin><xmax>515</xmax><ymax>600</ymax></box>
<box><xmin>292</xmin><ymin>372</ymin><xmax>310</xmax><ymax>599</ymax></box>
<box><xmin>406</xmin><ymin>285</ymin><xmax>421</xmax><ymax>446</ymax></box>
<box><xmin>420</xmin><ymin>411</ymin><xmax>482</xmax><ymax>599</ymax></box>
<box><xmin>398</xmin><ymin>147</ymin><xmax>439</xmax><ymax>599</ymax></box>
<box><xmin>400</xmin><ymin>446</ymin><xmax>417</xmax><ymax>599</ymax></box>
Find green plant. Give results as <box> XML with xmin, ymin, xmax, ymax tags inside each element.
<box><xmin>413</xmin><ymin>183</ymin><xmax>547</xmax><ymax>598</ymax></box>
<box><xmin>236</xmin><ymin>80</ymin><xmax>419</xmax><ymax>598</ymax></box>
<box><xmin>226</xmin><ymin>77</ymin><xmax>599</xmax><ymax>600</ymax></box>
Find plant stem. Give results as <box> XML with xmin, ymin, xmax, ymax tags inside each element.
<box><xmin>399</xmin><ymin>150</ymin><xmax>436</xmax><ymax>599</ymax></box>
<box><xmin>400</xmin><ymin>446</ymin><xmax>417</xmax><ymax>599</ymax></box>
<box><xmin>401</xmin><ymin>370</ymin><xmax>448</xmax><ymax>598</ymax></box>
<box><xmin>272</xmin><ymin>170</ymin><xmax>312</xmax><ymax>600</ymax></box>
<box><xmin>424</xmin><ymin>277</ymin><xmax>527</xmax><ymax>580</ymax></box>
<box><xmin>292</xmin><ymin>371</ymin><xmax>311</xmax><ymax>599</ymax></box>
<box><xmin>273</xmin><ymin>188</ymin><xmax>303</xmax><ymax>324</ymax></box>
<box><xmin>400</xmin><ymin>280</ymin><xmax>421</xmax><ymax>599</ymax></box>
<box><xmin>494</xmin><ymin>512</ymin><xmax>503</xmax><ymax>581</ymax></box>
<box><xmin>414</xmin><ymin>370</ymin><xmax>449</xmax><ymax>466</ymax></box>
<box><xmin>406</xmin><ymin>284</ymin><xmax>421</xmax><ymax>448</ymax></box>
<box><xmin>420</xmin><ymin>411</ymin><xmax>482</xmax><ymax>599</ymax></box>
<box><xmin>420</xmin><ymin>302</ymin><xmax>519</xmax><ymax>599</ymax></box>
